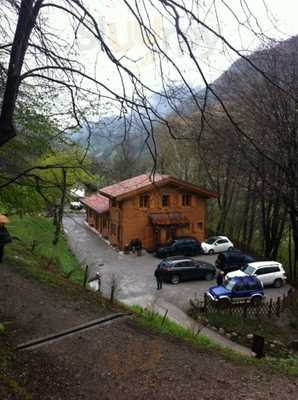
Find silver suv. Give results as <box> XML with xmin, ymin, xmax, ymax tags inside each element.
<box><xmin>226</xmin><ymin>261</ymin><xmax>286</xmax><ymax>288</ymax></box>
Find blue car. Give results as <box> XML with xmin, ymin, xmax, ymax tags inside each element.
<box><xmin>207</xmin><ymin>275</ymin><xmax>264</xmax><ymax>306</ymax></box>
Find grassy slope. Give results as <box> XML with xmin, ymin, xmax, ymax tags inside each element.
<box><xmin>5</xmin><ymin>215</ymin><xmax>85</xmax><ymax>286</ymax></box>
<box><xmin>0</xmin><ymin>215</ymin><xmax>97</xmax><ymax>398</ymax></box>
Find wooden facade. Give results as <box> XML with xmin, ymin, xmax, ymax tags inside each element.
<box><xmin>81</xmin><ymin>174</ymin><xmax>217</xmax><ymax>251</ymax></box>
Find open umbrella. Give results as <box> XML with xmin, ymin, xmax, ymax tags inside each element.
<box><xmin>0</xmin><ymin>214</ymin><xmax>10</xmax><ymax>224</ymax></box>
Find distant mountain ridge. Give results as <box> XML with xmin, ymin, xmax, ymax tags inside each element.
<box><xmin>73</xmin><ymin>35</ymin><xmax>298</xmax><ymax>158</ymax></box>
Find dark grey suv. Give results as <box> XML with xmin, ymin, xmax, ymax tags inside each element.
<box><xmin>155</xmin><ymin>236</ymin><xmax>202</xmax><ymax>258</ymax></box>
<box><xmin>216</xmin><ymin>249</ymin><xmax>255</xmax><ymax>274</ymax></box>
<box><xmin>155</xmin><ymin>256</ymin><xmax>216</xmax><ymax>284</ymax></box>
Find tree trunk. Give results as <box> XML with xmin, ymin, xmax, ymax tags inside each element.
<box><xmin>0</xmin><ymin>0</ymin><xmax>43</xmax><ymax>145</ymax></box>
<box><xmin>53</xmin><ymin>169</ymin><xmax>67</xmax><ymax>245</ymax></box>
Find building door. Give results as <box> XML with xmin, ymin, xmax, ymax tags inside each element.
<box><xmin>166</xmin><ymin>226</ymin><xmax>177</xmax><ymax>241</ymax></box>
<box><xmin>154</xmin><ymin>227</ymin><xmax>161</xmax><ymax>246</ymax></box>
<box><xmin>170</xmin><ymin>226</ymin><xmax>176</xmax><ymax>240</ymax></box>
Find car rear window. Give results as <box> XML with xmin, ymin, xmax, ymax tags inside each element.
<box><xmin>160</xmin><ymin>261</ymin><xmax>170</xmax><ymax>268</ymax></box>
<box><xmin>256</xmin><ymin>266</ymin><xmax>281</xmax><ymax>274</ymax></box>
<box><xmin>270</xmin><ymin>266</ymin><xmax>280</xmax><ymax>273</ymax></box>
<box><xmin>217</xmin><ymin>239</ymin><xmax>228</xmax><ymax>244</ymax></box>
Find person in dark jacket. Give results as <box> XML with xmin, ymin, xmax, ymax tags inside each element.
<box><xmin>216</xmin><ymin>270</ymin><xmax>224</xmax><ymax>286</ymax></box>
<box><xmin>154</xmin><ymin>268</ymin><xmax>163</xmax><ymax>290</ymax></box>
<box><xmin>0</xmin><ymin>223</ymin><xmax>12</xmax><ymax>263</ymax></box>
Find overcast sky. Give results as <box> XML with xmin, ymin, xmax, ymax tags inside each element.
<box><xmin>46</xmin><ymin>0</ymin><xmax>298</xmax><ymax>105</ymax></box>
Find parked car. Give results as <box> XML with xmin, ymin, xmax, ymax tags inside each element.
<box><xmin>216</xmin><ymin>249</ymin><xmax>255</xmax><ymax>274</ymax></box>
<box><xmin>201</xmin><ymin>236</ymin><xmax>234</xmax><ymax>255</ymax></box>
<box><xmin>226</xmin><ymin>261</ymin><xmax>286</xmax><ymax>288</ymax></box>
<box><xmin>70</xmin><ymin>201</ymin><xmax>83</xmax><ymax>210</ymax></box>
<box><xmin>155</xmin><ymin>256</ymin><xmax>216</xmax><ymax>284</ymax></box>
<box><xmin>155</xmin><ymin>236</ymin><xmax>202</xmax><ymax>258</ymax></box>
<box><xmin>207</xmin><ymin>275</ymin><xmax>264</xmax><ymax>306</ymax></box>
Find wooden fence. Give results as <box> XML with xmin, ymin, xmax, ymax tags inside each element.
<box><xmin>190</xmin><ymin>289</ymin><xmax>298</xmax><ymax>320</ymax></box>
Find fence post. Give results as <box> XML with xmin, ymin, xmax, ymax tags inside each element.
<box><xmin>243</xmin><ymin>302</ymin><xmax>247</xmax><ymax>319</ymax></box>
<box><xmin>276</xmin><ymin>297</ymin><xmax>281</xmax><ymax>317</ymax></box>
<box><xmin>161</xmin><ymin>310</ymin><xmax>168</xmax><ymax>327</ymax></box>
<box><xmin>83</xmin><ymin>265</ymin><xmax>89</xmax><ymax>288</ymax></box>
<box><xmin>268</xmin><ymin>298</ymin><xmax>273</xmax><ymax>319</ymax></box>
<box><xmin>282</xmin><ymin>293</ymin><xmax>286</xmax><ymax>311</ymax></box>
<box><xmin>229</xmin><ymin>302</ymin><xmax>232</xmax><ymax>315</ymax></box>
<box><xmin>204</xmin><ymin>293</ymin><xmax>208</xmax><ymax>315</ymax></box>
<box><xmin>255</xmin><ymin>301</ymin><xmax>260</xmax><ymax>319</ymax></box>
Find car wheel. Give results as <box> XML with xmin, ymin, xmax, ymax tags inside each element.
<box><xmin>273</xmin><ymin>278</ymin><xmax>283</xmax><ymax>288</ymax></box>
<box><xmin>171</xmin><ymin>275</ymin><xmax>180</xmax><ymax>285</ymax></box>
<box><xmin>228</xmin><ymin>246</ymin><xmax>234</xmax><ymax>251</ymax></box>
<box><xmin>251</xmin><ymin>296</ymin><xmax>262</xmax><ymax>306</ymax></box>
<box><xmin>205</xmin><ymin>272</ymin><xmax>214</xmax><ymax>281</ymax></box>
<box><xmin>208</xmin><ymin>249</ymin><xmax>215</xmax><ymax>255</ymax></box>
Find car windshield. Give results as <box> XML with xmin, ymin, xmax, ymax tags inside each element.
<box><xmin>241</xmin><ymin>264</ymin><xmax>256</xmax><ymax>275</ymax></box>
<box><xmin>224</xmin><ymin>279</ymin><xmax>235</xmax><ymax>290</ymax></box>
<box><xmin>205</xmin><ymin>237</ymin><xmax>217</xmax><ymax>244</ymax></box>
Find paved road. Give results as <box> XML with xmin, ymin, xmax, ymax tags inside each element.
<box><xmin>63</xmin><ymin>214</ymin><xmax>290</xmax><ymax>312</ymax></box>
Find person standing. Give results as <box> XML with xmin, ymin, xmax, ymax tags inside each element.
<box><xmin>216</xmin><ymin>270</ymin><xmax>224</xmax><ymax>286</ymax></box>
<box><xmin>154</xmin><ymin>268</ymin><xmax>163</xmax><ymax>290</ymax></box>
<box><xmin>0</xmin><ymin>215</ymin><xmax>12</xmax><ymax>263</ymax></box>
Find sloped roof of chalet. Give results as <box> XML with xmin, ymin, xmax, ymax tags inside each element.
<box><xmin>98</xmin><ymin>174</ymin><xmax>217</xmax><ymax>200</ymax></box>
<box><xmin>80</xmin><ymin>193</ymin><xmax>109</xmax><ymax>214</ymax></box>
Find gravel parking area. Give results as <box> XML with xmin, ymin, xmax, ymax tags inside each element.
<box><xmin>64</xmin><ymin>214</ymin><xmax>291</xmax><ymax>312</ymax></box>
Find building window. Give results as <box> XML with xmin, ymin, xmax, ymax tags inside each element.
<box><xmin>162</xmin><ymin>194</ymin><xmax>170</xmax><ymax>207</ymax></box>
<box><xmin>139</xmin><ymin>194</ymin><xmax>149</xmax><ymax>208</ymax></box>
<box><xmin>182</xmin><ymin>192</ymin><xmax>191</xmax><ymax>206</ymax></box>
<box><xmin>197</xmin><ymin>222</ymin><xmax>203</xmax><ymax>230</ymax></box>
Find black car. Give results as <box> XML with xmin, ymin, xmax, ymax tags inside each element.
<box><xmin>215</xmin><ymin>249</ymin><xmax>255</xmax><ymax>274</ymax></box>
<box><xmin>155</xmin><ymin>236</ymin><xmax>202</xmax><ymax>258</ymax></box>
<box><xmin>155</xmin><ymin>256</ymin><xmax>216</xmax><ymax>284</ymax></box>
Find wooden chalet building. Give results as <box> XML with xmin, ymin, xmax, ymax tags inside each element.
<box><xmin>81</xmin><ymin>174</ymin><xmax>217</xmax><ymax>251</ymax></box>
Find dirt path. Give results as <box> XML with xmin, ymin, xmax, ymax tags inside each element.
<box><xmin>0</xmin><ymin>263</ymin><xmax>297</xmax><ymax>400</ymax></box>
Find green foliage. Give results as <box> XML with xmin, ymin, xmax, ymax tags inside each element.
<box><xmin>0</xmin><ymin>323</ymin><xmax>6</xmax><ymax>335</ymax></box>
<box><xmin>131</xmin><ymin>305</ymin><xmax>226</xmax><ymax>351</ymax></box>
<box><xmin>203</xmin><ymin>312</ymin><xmax>283</xmax><ymax>341</ymax></box>
<box><xmin>0</xmin><ymin>184</ymin><xmax>44</xmax><ymax>215</ymax></box>
<box><xmin>34</xmin><ymin>148</ymin><xmax>97</xmax><ymax>207</ymax></box>
<box><xmin>0</xmin><ymin>103</ymin><xmax>59</xmax><ymax>213</ymax></box>
<box><xmin>0</xmin><ymin>101</ymin><xmax>100</xmax><ymax>215</ymax></box>
<box><xmin>6</xmin><ymin>215</ymin><xmax>85</xmax><ymax>285</ymax></box>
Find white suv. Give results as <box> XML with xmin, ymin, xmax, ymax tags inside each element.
<box><xmin>226</xmin><ymin>261</ymin><xmax>286</xmax><ymax>288</ymax></box>
<box><xmin>201</xmin><ymin>236</ymin><xmax>234</xmax><ymax>255</ymax></box>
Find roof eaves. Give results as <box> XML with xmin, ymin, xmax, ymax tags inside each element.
<box><xmin>167</xmin><ymin>177</ymin><xmax>218</xmax><ymax>198</ymax></box>
<box><xmin>110</xmin><ymin>179</ymin><xmax>169</xmax><ymax>201</ymax></box>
